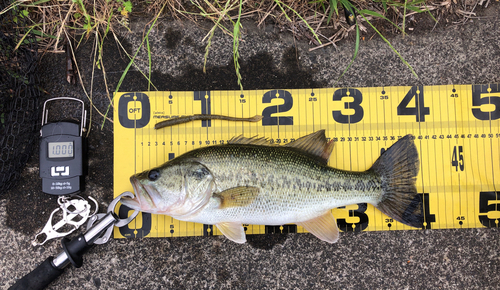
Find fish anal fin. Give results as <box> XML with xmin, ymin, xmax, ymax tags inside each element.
<box><xmin>297</xmin><ymin>212</ymin><xmax>339</xmax><ymax>243</ymax></box>
<box><xmin>286</xmin><ymin>130</ymin><xmax>334</xmax><ymax>163</ymax></box>
<box><xmin>216</xmin><ymin>222</ymin><xmax>246</xmax><ymax>243</ymax></box>
<box><xmin>217</xmin><ymin>186</ymin><xmax>260</xmax><ymax>209</ymax></box>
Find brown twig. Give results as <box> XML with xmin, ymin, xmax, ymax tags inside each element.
<box><xmin>155</xmin><ymin>114</ymin><xmax>263</xmax><ymax>129</ymax></box>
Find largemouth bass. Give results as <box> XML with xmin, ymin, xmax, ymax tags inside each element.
<box><xmin>121</xmin><ymin>130</ymin><xmax>423</xmax><ymax>243</ymax></box>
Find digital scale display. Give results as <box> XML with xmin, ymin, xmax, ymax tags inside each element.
<box><xmin>48</xmin><ymin>142</ymin><xmax>74</xmax><ymax>158</ymax></box>
<box><xmin>40</xmin><ymin>97</ymin><xmax>86</xmax><ymax>195</ymax></box>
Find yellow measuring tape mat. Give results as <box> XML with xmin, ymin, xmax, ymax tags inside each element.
<box><xmin>113</xmin><ymin>84</ymin><xmax>500</xmax><ymax>239</ymax></box>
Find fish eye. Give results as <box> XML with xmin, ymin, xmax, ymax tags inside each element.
<box><xmin>148</xmin><ymin>170</ymin><xmax>160</xmax><ymax>181</ymax></box>
<box><xmin>192</xmin><ymin>167</ymin><xmax>210</xmax><ymax>180</ymax></box>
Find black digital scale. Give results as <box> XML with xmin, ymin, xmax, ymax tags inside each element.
<box><xmin>39</xmin><ymin>97</ymin><xmax>87</xmax><ymax>195</ymax></box>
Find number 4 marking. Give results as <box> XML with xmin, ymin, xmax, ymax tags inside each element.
<box><xmin>397</xmin><ymin>86</ymin><xmax>430</xmax><ymax>122</ymax></box>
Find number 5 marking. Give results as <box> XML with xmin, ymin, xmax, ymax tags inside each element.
<box><xmin>479</xmin><ymin>191</ymin><xmax>500</xmax><ymax>227</ymax></box>
<box><xmin>472</xmin><ymin>84</ymin><xmax>500</xmax><ymax>121</ymax></box>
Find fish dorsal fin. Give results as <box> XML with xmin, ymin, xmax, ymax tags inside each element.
<box><xmin>216</xmin><ymin>222</ymin><xmax>246</xmax><ymax>243</ymax></box>
<box><xmin>228</xmin><ymin>135</ymin><xmax>276</xmax><ymax>146</ymax></box>
<box><xmin>285</xmin><ymin>130</ymin><xmax>334</xmax><ymax>163</ymax></box>
<box><xmin>217</xmin><ymin>186</ymin><xmax>260</xmax><ymax>208</ymax></box>
<box><xmin>297</xmin><ymin>211</ymin><xmax>339</xmax><ymax>243</ymax></box>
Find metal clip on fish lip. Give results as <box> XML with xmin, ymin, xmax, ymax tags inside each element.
<box><xmin>85</xmin><ymin>191</ymin><xmax>140</xmax><ymax>245</ymax></box>
<box><xmin>51</xmin><ymin>192</ymin><xmax>139</xmax><ymax>269</ymax></box>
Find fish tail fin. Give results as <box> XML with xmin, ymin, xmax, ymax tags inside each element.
<box><xmin>371</xmin><ymin>135</ymin><xmax>424</xmax><ymax>228</ymax></box>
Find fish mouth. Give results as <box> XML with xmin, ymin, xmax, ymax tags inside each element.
<box><xmin>120</xmin><ymin>176</ymin><xmax>158</xmax><ymax>211</ymax></box>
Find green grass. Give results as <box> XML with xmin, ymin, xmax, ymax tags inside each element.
<box><xmin>327</xmin><ymin>0</ymin><xmax>426</xmax><ymax>82</ymax></box>
<box><xmin>102</xmin><ymin>0</ymin><xmax>168</xmax><ymax>128</ymax></box>
<box><xmin>233</xmin><ymin>0</ymin><xmax>243</xmax><ymax>91</ymax></box>
<box><xmin>185</xmin><ymin>0</ymin><xmax>433</xmax><ymax>88</ymax></box>
<box><xmin>5</xmin><ymin>0</ymin><xmax>445</xmax><ymax>127</ymax></box>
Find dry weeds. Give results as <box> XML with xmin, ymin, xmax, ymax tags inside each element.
<box><xmin>1</xmin><ymin>0</ymin><xmax>490</xmax><ymax>53</ymax></box>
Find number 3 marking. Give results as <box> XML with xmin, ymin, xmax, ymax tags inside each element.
<box><xmin>332</xmin><ymin>88</ymin><xmax>364</xmax><ymax>124</ymax></box>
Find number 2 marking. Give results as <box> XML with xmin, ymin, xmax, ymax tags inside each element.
<box><xmin>261</xmin><ymin>90</ymin><xmax>294</xmax><ymax>126</ymax></box>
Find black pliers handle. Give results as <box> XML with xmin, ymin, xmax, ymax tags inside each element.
<box><xmin>9</xmin><ymin>192</ymin><xmax>139</xmax><ymax>290</ymax></box>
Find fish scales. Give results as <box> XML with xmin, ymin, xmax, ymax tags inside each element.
<box><xmin>122</xmin><ymin>130</ymin><xmax>423</xmax><ymax>243</ymax></box>
<box><xmin>182</xmin><ymin>145</ymin><xmax>382</xmax><ymax>225</ymax></box>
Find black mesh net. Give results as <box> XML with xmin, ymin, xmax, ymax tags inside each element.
<box><xmin>0</xmin><ymin>1</ymin><xmax>41</xmax><ymax>191</ymax></box>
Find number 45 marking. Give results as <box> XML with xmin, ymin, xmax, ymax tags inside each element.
<box><xmin>451</xmin><ymin>146</ymin><xmax>464</xmax><ymax>171</ymax></box>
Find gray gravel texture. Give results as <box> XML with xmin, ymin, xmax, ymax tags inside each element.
<box><xmin>1</xmin><ymin>2</ymin><xmax>500</xmax><ymax>289</ymax></box>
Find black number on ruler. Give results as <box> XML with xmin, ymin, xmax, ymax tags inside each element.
<box><xmin>418</xmin><ymin>193</ymin><xmax>435</xmax><ymax>229</ymax></box>
<box><xmin>194</xmin><ymin>91</ymin><xmax>211</xmax><ymax>127</ymax></box>
<box><xmin>471</xmin><ymin>84</ymin><xmax>500</xmax><ymax>120</ymax></box>
<box><xmin>262</xmin><ymin>90</ymin><xmax>294</xmax><ymax>126</ymax></box>
<box><xmin>336</xmin><ymin>203</ymin><xmax>368</xmax><ymax>232</ymax></box>
<box><xmin>265</xmin><ymin>225</ymin><xmax>297</xmax><ymax>234</ymax></box>
<box><xmin>479</xmin><ymin>191</ymin><xmax>500</xmax><ymax>227</ymax></box>
<box><xmin>203</xmin><ymin>224</ymin><xmax>214</xmax><ymax>236</ymax></box>
<box><xmin>451</xmin><ymin>146</ymin><xmax>464</xmax><ymax>171</ymax></box>
<box><xmin>397</xmin><ymin>86</ymin><xmax>430</xmax><ymax>122</ymax></box>
<box><xmin>399</xmin><ymin>193</ymin><xmax>435</xmax><ymax>229</ymax></box>
<box><xmin>332</xmin><ymin>88</ymin><xmax>364</xmax><ymax>124</ymax></box>
<box><xmin>118</xmin><ymin>209</ymin><xmax>152</xmax><ymax>238</ymax></box>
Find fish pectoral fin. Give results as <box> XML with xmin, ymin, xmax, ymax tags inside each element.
<box><xmin>217</xmin><ymin>186</ymin><xmax>260</xmax><ymax>209</ymax></box>
<box><xmin>297</xmin><ymin>212</ymin><xmax>340</xmax><ymax>243</ymax></box>
<box><xmin>285</xmin><ymin>130</ymin><xmax>334</xmax><ymax>164</ymax></box>
<box><xmin>216</xmin><ymin>222</ymin><xmax>246</xmax><ymax>244</ymax></box>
